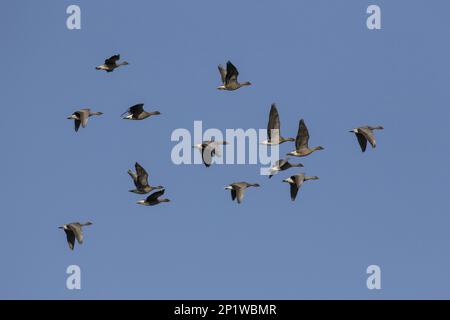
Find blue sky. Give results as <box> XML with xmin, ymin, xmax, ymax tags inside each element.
<box><xmin>1</xmin><ymin>0</ymin><xmax>450</xmax><ymax>299</ymax></box>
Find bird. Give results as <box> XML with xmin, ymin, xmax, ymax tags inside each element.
<box><xmin>121</xmin><ymin>104</ymin><xmax>161</xmax><ymax>120</ymax></box>
<box><xmin>287</xmin><ymin>119</ymin><xmax>324</xmax><ymax>157</ymax></box>
<box><xmin>268</xmin><ymin>158</ymin><xmax>304</xmax><ymax>178</ymax></box>
<box><xmin>67</xmin><ymin>109</ymin><xmax>103</xmax><ymax>132</ymax></box>
<box><xmin>95</xmin><ymin>54</ymin><xmax>129</xmax><ymax>72</ymax></box>
<box><xmin>224</xmin><ymin>182</ymin><xmax>260</xmax><ymax>204</ymax></box>
<box><xmin>128</xmin><ymin>162</ymin><xmax>164</xmax><ymax>194</ymax></box>
<box><xmin>261</xmin><ymin>103</ymin><xmax>295</xmax><ymax>145</ymax></box>
<box><xmin>283</xmin><ymin>174</ymin><xmax>319</xmax><ymax>201</ymax></box>
<box><xmin>58</xmin><ymin>222</ymin><xmax>93</xmax><ymax>251</ymax></box>
<box><xmin>217</xmin><ymin>61</ymin><xmax>252</xmax><ymax>91</ymax></box>
<box><xmin>350</xmin><ymin>126</ymin><xmax>384</xmax><ymax>152</ymax></box>
<box><xmin>193</xmin><ymin>140</ymin><xmax>229</xmax><ymax>167</ymax></box>
<box><xmin>136</xmin><ymin>189</ymin><xmax>170</xmax><ymax>206</ymax></box>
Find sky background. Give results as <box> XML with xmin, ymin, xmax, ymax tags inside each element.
<box><xmin>1</xmin><ymin>0</ymin><xmax>450</xmax><ymax>299</ymax></box>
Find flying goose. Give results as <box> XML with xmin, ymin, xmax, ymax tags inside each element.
<box><xmin>59</xmin><ymin>222</ymin><xmax>93</xmax><ymax>251</ymax></box>
<box><xmin>287</xmin><ymin>119</ymin><xmax>324</xmax><ymax>157</ymax></box>
<box><xmin>128</xmin><ymin>162</ymin><xmax>163</xmax><ymax>194</ymax></box>
<box><xmin>268</xmin><ymin>158</ymin><xmax>304</xmax><ymax>178</ymax></box>
<box><xmin>225</xmin><ymin>182</ymin><xmax>260</xmax><ymax>204</ymax></box>
<box><xmin>217</xmin><ymin>61</ymin><xmax>252</xmax><ymax>91</ymax></box>
<box><xmin>137</xmin><ymin>189</ymin><xmax>170</xmax><ymax>206</ymax></box>
<box><xmin>67</xmin><ymin>109</ymin><xmax>103</xmax><ymax>132</ymax></box>
<box><xmin>193</xmin><ymin>140</ymin><xmax>229</xmax><ymax>167</ymax></box>
<box><xmin>350</xmin><ymin>126</ymin><xmax>384</xmax><ymax>152</ymax></box>
<box><xmin>95</xmin><ymin>54</ymin><xmax>129</xmax><ymax>72</ymax></box>
<box><xmin>261</xmin><ymin>104</ymin><xmax>295</xmax><ymax>145</ymax></box>
<box><xmin>283</xmin><ymin>174</ymin><xmax>319</xmax><ymax>201</ymax></box>
<box><xmin>121</xmin><ymin>104</ymin><xmax>161</xmax><ymax>120</ymax></box>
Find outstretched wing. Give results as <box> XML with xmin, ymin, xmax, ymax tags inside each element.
<box><xmin>78</xmin><ymin>109</ymin><xmax>90</xmax><ymax>128</ymax></box>
<box><xmin>135</xmin><ymin>162</ymin><xmax>149</xmax><ymax>187</ymax></box>
<box><xmin>105</xmin><ymin>55</ymin><xmax>120</xmax><ymax>66</ymax></box>
<box><xmin>129</xmin><ymin>104</ymin><xmax>144</xmax><ymax>116</ymax></box>
<box><xmin>268</xmin><ymin>104</ymin><xmax>281</xmax><ymax>141</ymax></box>
<box><xmin>235</xmin><ymin>187</ymin><xmax>245</xmax><ymax>204</ymax></box>
<box><xmin>218</xmin><ymin>65</ymin><xmax>227</xmax><ymax>84</ymax></box>
<box><xmin>63</xmin><ymin>229</ymin><xmax>76</xmax><ymax>250</ymax></box>
<box><xmin>68</xmin><ymin>224</ymin><xmax>84</xmax><ymax>244</ymax></box>
<box><xmin>295</xmin><ymin>119</ymin><xmax>310</xmax><ymax>151</ymax></box>
<box><xmin>74</xmin><ymin>119</ymin><xmax>81</xmax><ymax>132</ymax></box>
<box><xmin>225</xmin><ymin>61</ymin><xmax>239</xmax><ymax>84</ymax></box>
<box><xmin>358</xmin><ymin>127</ymin><xmax>376</xmax><ymax>149</ymax></box>
<box><xmin>146</xmin><ymin>189</ymin><xmax>165</xmax><ymax>202</ymax></box>
<box><xmin>355</xmin><ymin>133</ymin><xmax>368</xmax><ymax>152</ymax></box>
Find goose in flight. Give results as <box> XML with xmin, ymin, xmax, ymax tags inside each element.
<box><xmin>95</xmin><ymin>54</ymin><xmax>129</xmax><ymax>72</ymax></box>
<box><xmin>283</xmin><ymin>174</ymin><xmax>319</xmax><ymax>201</ymax></box>
<box><xmin>128</xmin><ymin>162</ymin><xmax>164</xmax><ymax>194</ymax></box>
<box><xmin>67</xmin><ymin>109</ymin><xmax>103</xmax><ymax>132</ymax></box>
<box><xmin>137</xmin><ymin>189</ymin><xmax>170</xmax><ymax>206</ymax></box>
<box><xmin>122</xmin><ymin>104</ymin><xmax>161</xmax><ymax>120</ymax></box>
<box><xmin>268</xmin><ymin>158</ymin><xmax>303</xmax><ymax>178</ymax></box>
<box><xmin>350</xmin><ymin>125</ymin><xmax>384</xmax><ymax>152</ymax></box>
<box><xmin>261</xmin><ymin>104</ymin><xmax>295</xmax><ymax>145</ymax></box>
<box><xmin>193</xmin><ymin>140</ymin><xmax>229</xmax><ymax>167</ymax></box>
<box><xmin>225</xmin><ymin>182</ymin><xmax>260</xmax><ymax>204</ymax></box>
<box><xmin>217</xmin><ymin>61</ymin><xmax>252</xmax><ymax>91</ymax></box>
<box><xmin>59</xmin><ymin>222</ymin><xmax>93</xmax><ymax>251</ymax></box>
<box><xmin>287</xmin><ymin>119</ymin><xmax>324</xmax><ymax>157</ymax></box>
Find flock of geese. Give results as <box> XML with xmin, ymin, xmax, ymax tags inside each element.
<box><xmin>59</xmin><ymin>56</ymin><xmax>384</xmax><ymax>250</ymax></box>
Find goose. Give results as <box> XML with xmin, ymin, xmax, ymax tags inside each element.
<box><xmin>225</xmin><ymin>182</ymin><xmax>260</xmax><ymax>204</ymax></box>
<box><xmin>121</xmin><ymin>104</ymin><xmax>161</xmax><ymax>120</ymax></box>
<box><xmin>287</xmin><ymin>119</ymin><xmax>324</xmax><ymax>157</ymax></box>
<box><xmin>193</xmin><ymin>140</ymin><xmax>229</xmax><ymax>167</ymax></box>
<box><xmin>217</xmin><ymin>61</ymin><xmax>251</xmax><ymax>91</ymax></box>
<box><xmin>261</xmin><ymin>104</ymin><xmax>295</xmax><ymax>145</ymax></box>
<box><xmin>268</xmin><ymin>158</ymin><xmax>304</xmax><ymax>178</ymax></box>
<box><xmin>137</xmin><ymin>189</ymin><xmax>170</xmax><ymax>206</ymax></box>
<box><xmin>350</xmin><ymin>125</ymin><xmax>384</xmax><ymax>152</ymax></box>
<box><xmin>67</xmin><ymin>109</ymin><xmax>103</xmax><ymax>132</ymax></box>
<box><xmin>283</xmin><ymin>174</ymin><xmax>319</xmax><ymax>201</ymax></box>
<box><xmin>58</xmin><ymin>222</ymin><xmax>93</xmax><ymax>251</ymax></box>
<box><xmin>95</xmin><ymin>54</ymin><xmax>129</xmax><ymax>72</ymax></box>
<box><xmin>128</xmin><ymin>162</ymin><xmax>163</xmax><ymax>194</ymax></box>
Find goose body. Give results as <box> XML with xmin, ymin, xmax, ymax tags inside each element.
<box><xmin>217</xmin><ymin>61</ymin><xmax>251</xmax><ymax>91</ymax></box>
<box><xmin>350</xmin><ymin>125</ymin><xmax>384</xmax><ymax>152</ymax></box>
<box><xmin>193</xmin><ymin>140</ymin><xmax>228</xmax><ymax>167</ymax></box>
<box><xmin>67</xmin><ymin>108</ymin><xmax>103</xmax><ymax>132</ymax></box>
<box><xmin>283</xmin><ymin>174</ymin><xmax>319</xmax><ymax>201</ymax></box>
<box><xmin>59</xmin><ymin>222</ymin><xmax>93</xmax><ymax>250</ymax></box>
<box><xmin>95</xmin><ymin>54</ymin><xmax>129</xmax><ymax>72</ymax></box>
<box><xmin>225</xmin><ymin>182</ymin><xmax>260</xmax><ymax>204</ymax></box>
<box><xmin>122</xmin><ymin>104</ymin><xmax>161</xmax><ymax>120</ymax></box>
<box><xmin>137</xmin><ymin>189</ymin><xmax>170</xmax><ymax>206</ymax></box>
<box><xmin>287</xmin><ymin>119</ymin><xmax>324</xmax><ymax>157</ymax></box>
<box><xmin>261</xmin><ymin>104</ymin><xmax>295</xmax><ymax>145</ymax></box>
<box><xmin>128</xmin><ymin>162</ymin><xmax>163</xmax><ymax>194</ymax></box>
<box><xmin>268</xmin><ymin>158</ymin><xmax>303</xmax><ymax>178</ymax></box>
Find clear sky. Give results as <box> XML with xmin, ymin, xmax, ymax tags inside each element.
<box><xmin>1</xmin><ymin>0</ymin><xmax>450</xmax><ymax>299</ymax></box>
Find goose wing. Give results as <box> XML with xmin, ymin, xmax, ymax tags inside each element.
<box><xmin>135</xmin><ymin>162</ymin><xmax>149</xmax><ymax>187</ymax></box>
<box><xmin>218</xmin><ymin>65</ymin><xmax>227</xmax><ymax>84</ymax></box>
<box><xmin>68</xmin><ymin>223</ymin><xmax>84</xmax><ymax>244</ymax></box>
<box><xmin>225</xmin><ymin>61</ymin><xmax>239</xmax><ymax>84</ymax></box>
<box><xmin>358</xmin><ymin>127</ymin><xmax>377</xmax><ymax>148</ymax></box>
<box><xmin>129</xmin><ymin>104</ymin><xmax>144</xmax><ymax>116</ymax></box>
<box><xmin>295</xmin><ymin>119</ymin><xmax>310</xmax><ymax>151</ymax></box>
<box><xmin>146</xmin><ymin>189</ymin><xmax>165</xmax><ymax>202</ymax></box>
<box><xmin>63</xmin><ymin>228</ymin><xmax>76</xmax><ymax>250</ymax></box>
<box><xmin>267</xmin><ymin>104</ymin><xmax>281</xmax><ymax>141</ymax></box>
<box><xmin>234</xmin><ymin>186</ymin><xmax>245</xmax><ymax>204</ymax></box>
<box><xmin>355</xmin><ymin>132</ymin><xmax>368</xmax><ymax>152</ymax></box>
<box><xmin>105</xmin><ymin>55</ymin><xmax>120</xmax><ymax>66</ymax></box>
<box><xmin>78</xmin><ymin>109</ymin><xmax>90</xmax><ymax>128</ymax></box>
<box><xmin>74</xmin><ymin>119</ymin><xmax>81</xmax><ymax>132</ymax></box>
<box><xmin>290</xmin><ymin>175</ymin><xmax>305</xmax><ymax>201</ymax></box>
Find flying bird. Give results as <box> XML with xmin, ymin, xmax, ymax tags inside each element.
<box><xmin>268</xmin><ymin>158</ymin><xmax>304</xmax><ymax>178</ymax></box>
<box><xmin>350</xmin><ymin>126</ymin><xmax>384</xmax><ymax>152</ymax></box>
<box><xmin>59</xmin><ymin>222</ymin><xmax>93</xmax><ymax>251</ymax></box>
<box><xmin>217</xmin><ymin>61</ymin><xmax>252</xmax><ymax>91</ymax></box>
<box><xmin>121</xmin><ymin>104</ymin><xmax>161</xmax><ymax>120</ymax></box>
<box><xmin>95</xmin><ymin>54</ymin><xmax>129</xmax><ymax>72</ymax></box>
<box><xmin>128</xmin><ymin>162</ymin><xmax>164</xmax><ymax>194</ymax></box>
<box><xmin>225</xmin><ymin>182</ymin><xmax>260</xmax><ymax>204</ymax></box>
<box><xmin>283</xmin><ymin>174</ymin><xmax>319</xmax><ymax>201</ymax></box>
<box><xmin>261</xmin><ymin>104</ymin><xmax>295</xmax><ymax>145</ymax></box>
<box><xmin>67</xmin><ymin>108</ymin><xmax>103</xmax><ymax>132</ymax></box>
<box><xmin>136</xmin><ymin>189</ymin><xmax>170</xmax><ymax>206</ymax></box>
<box><xmin>287</xmin><ymin>119</ymin><xmax>324</xmax><ymax>157</ymax></box>
<box><xmin>193</xmin><ymin>140</ymin><xmax>229</xmax><ymax>167</ymax></box>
